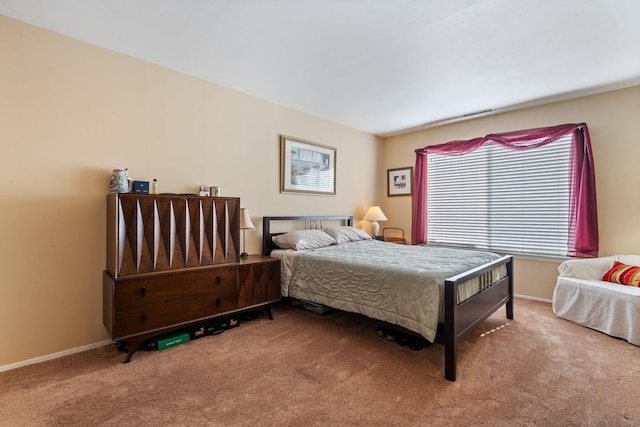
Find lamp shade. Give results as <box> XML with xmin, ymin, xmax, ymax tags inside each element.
<box><xmin>240</xmin><ymin>208</ymin><xmax>256</xmax><ymax>230</ymax></box>
<box><xmin>363</xmin><ymin>206</ymin><xmax>387</xmax><ymax>222</ymax></box>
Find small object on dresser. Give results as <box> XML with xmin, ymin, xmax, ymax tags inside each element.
<box><xmin>109</xmin><ymin>168</ymin><xmax>132</xmax><ymax>193</ymax></box>
<box><xmin>198</xmin><ymin>186</ymin><xmax>210</xmax><ymax>197</ymax></box>
<box><xmin>150</xmin><ymin>178</ymin><xmax>158</xmax><ymax>194</ymax></box>
<box><xmin>133</xmin><ymin>180</ymin><xmax>149</xmax><ymax>194</ymax></box>
<box><xmin>240</xmin><ymin>208</ymin><xmax>256</xmax><ymax>258</ymax></box>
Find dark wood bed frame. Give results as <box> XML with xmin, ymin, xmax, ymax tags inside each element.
<box><xmin>262</xmin><ymin>215</ymin><xmax>514</xmax><ymax>381</ymax></box>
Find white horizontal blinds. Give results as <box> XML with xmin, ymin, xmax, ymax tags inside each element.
<box><xmin>427</xmin><ymin>135</ymin><xmax>572</xmax><ymax>257</ymax></box>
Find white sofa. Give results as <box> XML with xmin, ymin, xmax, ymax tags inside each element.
<box><xmin>553</xmin><ymin>255</ymin><xmax>640</xmax><ymax>346</ymax></box>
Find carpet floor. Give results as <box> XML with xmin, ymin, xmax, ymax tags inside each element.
<box><xmin>1</xmin><ymin>298</ymin><xmax>638</xmax><ymax>426</ymax></box>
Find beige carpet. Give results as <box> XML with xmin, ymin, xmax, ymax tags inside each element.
<box><xmin>1</xmin><ymin>298</ymin><xmax>638</xmax><ymax>426</ymax></box>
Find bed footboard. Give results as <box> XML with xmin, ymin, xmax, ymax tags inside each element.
<box><xmin>443</xmin><ymin>255</ymin><xmax>514</xmax><ymax>381</ymax></box>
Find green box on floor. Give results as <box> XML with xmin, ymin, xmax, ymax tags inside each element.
<box><xmin>156</xmin><ymin>332</ymin><xmax>190</xmax><ymax>351</ymax></box>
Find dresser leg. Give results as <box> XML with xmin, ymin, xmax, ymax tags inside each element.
<box><xmin>119</xmin><ymin>335</ymin><xmax>149</xmax><ymax>363</ymax></box>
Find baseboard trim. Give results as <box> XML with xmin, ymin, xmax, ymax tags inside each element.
<box><xmin>0</xmin><ymin>339</ymin><xmax>113</xmax><ymax>373</ymax></box>
<box><xmin>514</xmin><ymin>293</ymin><xmax>552</xmax><ymax>304</ymax></box>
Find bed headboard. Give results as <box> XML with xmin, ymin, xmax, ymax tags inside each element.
<box><xmin>262</xmin><ymin>215</ymin><xmax>354</xmax><ymax>255</ymax></box>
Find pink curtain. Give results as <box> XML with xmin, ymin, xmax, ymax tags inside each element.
<box><xmin>411</xmin><ymin>123</ymin><xmax>598</xmax><ymax>257</ymax></box>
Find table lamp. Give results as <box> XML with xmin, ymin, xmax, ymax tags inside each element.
<box><xmin>363</xmin><ymin>206</ymin><xmax>387</xmax><ymax>237</ymax></box>
<box><xmin>239</xmin><ymin>208</ymin><xmax>255</xmax><ymax>258</ymax></box>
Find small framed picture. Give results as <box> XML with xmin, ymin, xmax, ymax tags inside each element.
<box><xmin>387</xmin><ymin>167</ymin><xmax>413</xmax><ymax>197</ymax></box>
<box><xmin>280</xmin><ymin>135</ymin><xmax>336</xmax><ymax>195</ymax></box>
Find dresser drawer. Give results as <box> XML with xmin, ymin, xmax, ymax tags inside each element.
<box><xmin>115</xmin><ymin>267</ymin><xmax>237</xmax><ymax>309</ymax></box>
<box><xmin>115</xmin><ymin>290</ymin><xmax>237</xmax><ymax>337</ymax></box>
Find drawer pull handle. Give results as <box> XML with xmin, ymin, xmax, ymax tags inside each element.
<box><xmin>216</xmin><ymin>276</ymin><xmax>221</xmax><ymax>285</ymax></box>
<box><xmin>141</xmin><ymin>313</ymin><xmax>146</xmax><ymax>323</ymax></box>
<box><xmin>141</xmin><ymin>287</ymin><xmax>147</xmax><ymax>296</ymax></box>
<box><xmin>216</xmin><ymin>298</ymin><xmax>221</xmax><ymax>307</ymax></box>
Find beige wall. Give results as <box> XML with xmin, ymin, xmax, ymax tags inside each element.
<box><xmin>0</xmin><ymin>17</ymin><xmax>380</xmax><ymax>367</ymax></box>
<box><xmin>381</xmin><ymin>85</ymin><xmax>640</xmax><ymax>300</ymax></box>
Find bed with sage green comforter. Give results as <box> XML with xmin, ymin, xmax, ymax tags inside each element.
<box><xmin>280</xmin><ymin>239</ymin><xmax>504</xmax><ymax>343</ymax></box>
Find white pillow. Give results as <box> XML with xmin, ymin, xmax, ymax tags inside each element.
<box><xmin>323</xmin><ymin>226</ymin><xmax>371</xmax><ymax>244</ymax></box>
<box><xmin>272</xmin><ymin>230</ymin><xmax>336</xmax><ymax>251</ymax></box>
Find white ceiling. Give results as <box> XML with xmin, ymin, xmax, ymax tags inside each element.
<box><xmin>2</xmin><ymin>0</ymin><xmax>639</xmax><ymax>136</ymax></box>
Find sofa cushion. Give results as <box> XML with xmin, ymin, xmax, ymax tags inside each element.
<box><xmin>602</xmin><ymin>261</ymin><xmax>640</xmax><ymax>287</ymax></box>
<box><xmin>558</xmin><ymin>256</ymin><xmax>615</xmax><ymax>279</ymax></box>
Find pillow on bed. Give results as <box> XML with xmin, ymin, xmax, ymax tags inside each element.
<box><xmin>602</xmin><ymin>261</ymin><xmax>640</xmax><ymax>287</ymax></box>
<box><xmin>272</xmin><ymin>230</ymin><xmax>336</xmax><ymax>250</ymax></box>
<box><xmin>323</xmin><ymin>226</ymin><xmax>371</xmax><ymax>244</ymax></box>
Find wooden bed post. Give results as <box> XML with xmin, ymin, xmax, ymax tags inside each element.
<box><xmin>444</xmin><ymin>279</ymin><xmax>457</xmax><ymax>381</ymax></box>
<box><xmin>262</xmin><ymin>217</ymin><xmax>271</xmax><ymax>256</ymax></box>
<box><xmin>443</xmin><ymin>255</ymin><xmax>514</xmax><ymax>382</ymax></box>
<box><xmin>506</xmin><ymin>260</ymin><xmax>514</xmax><ymax>320</ymax></box>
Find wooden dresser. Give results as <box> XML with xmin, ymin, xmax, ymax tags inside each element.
<box><xmin>103</xmin><ymin>193</ymin><xmax>280</xmax><ymax>362</ymax></box>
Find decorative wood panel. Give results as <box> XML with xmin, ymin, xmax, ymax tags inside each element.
<box><xmin>107</xmin><ymin>194</ymin><xmax>240</xmax><ymax>278</ymax></box>
<box><xmin>237</xmin><ymin>259</ymin><xmax>281</xmax><ymax>307</ymax></box>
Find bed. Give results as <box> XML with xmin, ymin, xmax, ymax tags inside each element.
<box><xmin>263</xmin><ymin>215</ymin><xmax>514</xmax><ymax>381</ymax></box>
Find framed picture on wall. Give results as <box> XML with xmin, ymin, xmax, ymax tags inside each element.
<box><xmin>280</xmin><ymin>135</ymin><xmax>336</xmax><ymax>195</ymax></box>
<box><xmin>387</xmin><ymin>167</ymin><xmax>413</xmax><ymax>196</ymax></box>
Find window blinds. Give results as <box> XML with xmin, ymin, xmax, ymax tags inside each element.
<box><xmin>427</xmin><ymin>135</ymin><xmax>571</xmax><ymax>257</ymax></box>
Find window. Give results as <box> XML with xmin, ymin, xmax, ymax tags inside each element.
<box><xmin>427</xmin><ymin>135</ymin><xmax>572</xmax><ymax>257</ymax></box>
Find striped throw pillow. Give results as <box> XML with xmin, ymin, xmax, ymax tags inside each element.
<box><xmin>602</xmin><ymin>261</ymin><xmax>640</xmax><ymax>287</ymax></box>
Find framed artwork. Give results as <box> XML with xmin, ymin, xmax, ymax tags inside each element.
<box><xmin>387</xmin><ymin>167</ymin><xmax>413</xmax><ymax>196</ymax></box>
<box><xmin>280</xmin><ymin>135</ymin><xmax>336</xmax><ymax>195</ymax></box>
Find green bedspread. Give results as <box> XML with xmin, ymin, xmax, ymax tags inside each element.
<box><xmin>283</xmin><ymin>240</ymin><xmax>501</xmax><ymax>342</ymax></box>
